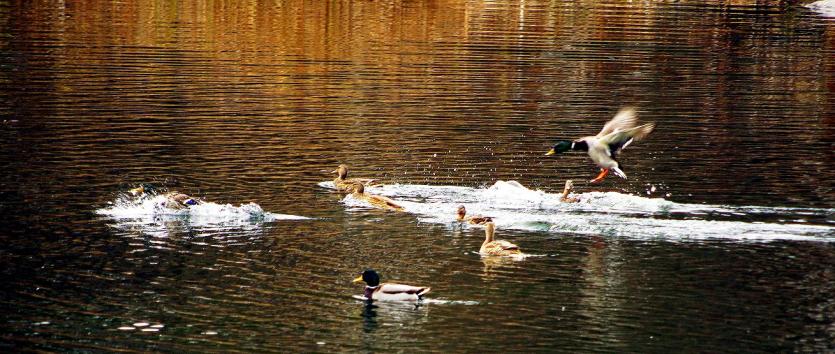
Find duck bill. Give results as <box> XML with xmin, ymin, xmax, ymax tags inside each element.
<box><xmin>545</xmin><ymin>148</ymin><xmax>556</xmax><ymax>156</ymax></box>
<box><xmin>352</xmin><ymin>276</ymin><xmax>363</xmax><ymax>284</ymax></box>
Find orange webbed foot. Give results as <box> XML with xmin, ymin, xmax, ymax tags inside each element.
<box><xmin>589</xmin><ymin>169</ymin><xmax>609</xmax><ymax>183</ymax></box>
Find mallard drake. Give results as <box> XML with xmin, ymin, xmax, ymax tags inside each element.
<box><xmin>560</xmin><ymin>180</ymin><xmax>580</xmax><ymax>203</ymax></box>
<box><xmin>350</xmin><ymin>183</ymin><xmax>404</xmax><ymax>212</ymax></box>
<box><xmin>546</xmin><ymin>107</ymin><xmax>655</xmax><ymax>183</ymax></box>
<box><xmin>479</xmin><ymin>222</ymin><xmax>522</xmax><ymax>257</ymax></box>
<box><xmin>353</xmin><ymin>269</ymin><xmax>430</xmax><ymax>301</ymax></box>
<box><xmin>456</xmin><ymin>205</ymin><xmax>493</xmax><ymax>225</ymax></box>
<box><xmin>332</xmin><ymin>164</ymin><xmax>378</xmax><ymax>192</ymax></box>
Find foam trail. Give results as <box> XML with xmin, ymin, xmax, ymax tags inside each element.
<box><xmin>321</xmin><ymin>180</ymin><xmax>834</xmax><ymax>242</ymax></box>
<box><xmin>97</xmin><ymin>194</ymin><xmax>310</xmax><ymax>224</ymax></box>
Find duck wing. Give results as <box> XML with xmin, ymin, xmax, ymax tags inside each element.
<box><xmin>380</xmin><ymin>283</ymin><xmax>430</xmax><ymax>295</ymax></box>
<box><xmin>493</xmin><ymin>240</ymin><xmax>520</xmax><ymax>250</ymax></box>
<box><xmin>481</xmin><ymin>241</ymin><xmax>522</xmax><ymax>256</ymax></box>
<box><xmin>350</xmin><ymin>177</ymin><xmax>379</xmax><ymax>185</ymax></box>
<box><xmin>599</xmin><ymin>122</ymin><xmax>655</xmax><ymax>158</ymax></box>
<box><xmin>597</xmin><ymin>107</ymin><xmax>639</xmax><ymax>137</ymax></box>
<box><xmin>468</xmin><ymin>216</ymin><xmax>494</xmax><ymax>225</ymax></box>
<box><xmin>376</xmin><ymin>283</ymin><xmax>431</xmax><ymax>301</ymax></box>
<box><xmin>364</xmin><ymin>194</ymin><xmax>405</xmax><ymax>211</ymax></box>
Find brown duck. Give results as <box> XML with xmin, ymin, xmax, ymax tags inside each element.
<box><xmin>479</xmin><ymin>222</ymin><xmax>522</xmax><ymax>257</ymax></box>
<box><xmin>332</xmin><ymin>164</ymin><xmax>379</xmax><ymax>192</ymax></box>
<box><xmin>456</xmin><ymin>205</ymin><xmax>493</xmax><ymax>225</ymax></box>
<box><xmin>350</xmin><ymin>183</ymin><xmax>404</xmax><ymax>212</ymax></box>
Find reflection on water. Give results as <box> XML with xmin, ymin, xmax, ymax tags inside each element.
<box><xmin>1</xmin><ymin>0</ymin><xmax>834</xmax><ymax>352</ymax></box>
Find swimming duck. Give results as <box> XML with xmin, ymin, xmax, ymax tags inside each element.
<box><xmin>479</xmin><ymin>222</ymin><xmax>522</xmax><ymax>257</ymax></box>
<box><xmin>560</xmin><ymin>180</ymin><xmax>580</xmax><ymax>203</ymax></box>
<box><xmin>546</xmin><ymin>107</ymin><xmax>655</xmax><ymax>183</ymax></box>
<box><xmin>129</xmin><ymin>184</ymin><xmax>156</xmax><ymax>197</ymax></box>
<box><xmin>332</xmin><ymin>164</ymin><xmax>378</xmax><ymax>192</ymax></box>
<box><xmin>350</xmin><ymin>183</ymin><xmax>404</xmax><ymax>212</ymax></box>
<box><xmin>160</xmin><ymin>192</ymin><xmax>200</xmax><ymax>210</ymax></box>
<box><xmin>456</xmin><ymin>205</ymin><xmax>493</xmax><ymax>225</ymax></box>
<box><xmin>353</xmin><ymin>269</ymin><xmax>430</xmax><ymax>302</ymax></box>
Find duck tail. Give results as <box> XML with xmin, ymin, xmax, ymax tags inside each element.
<box><xmin>612</xmin><ymin>166</ymin><xmax>627</xmax><ymax>179</ymax></box>
<box><xmin>417</xmin><ymin>287</ymin><xmax>431</xmax><ymax>298</ymax></box>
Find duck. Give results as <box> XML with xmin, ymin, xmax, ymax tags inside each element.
<box><xmin>456</xmin><ymin>205</ymin><xmax>493</xmax><ymax>225</ymax></box>
<box><xmin>545</xmin><ymin>107</ymin><xmax>655</xmax><ymax>183</ymax></box>
<box><xmin>160</xmin><ymin>192</ymin><xmax>200</xmax><ymax>210</ymax></box>
<box><xmin>560</xmin><ymin>180</ymin><xmax>580</xmax><ymax>203</ymax></box>
<box><xmin>332</xmin><ymin>164</ymin><xmax>378</xmax><ymax>192</ymax></box>
<box><xmin>128</xmin><ymin>184</ymin><xmax>200</xmax><ymax>209</ymax></box>
<box><xmin>350</xmin><ymin>182</ymin><xmax>404</xmax><ymax>212</ymax></box>
<box><xmin>353</xmin><ymin>269</ymin><xmax>430</xmax><ymax>302</ymax></box>
<box><xmin>129</xmin><ymin>184</ymin><xmax>156</xmax><ymax>197</ymax></box>
<box><xmin>479</xmin><ymin>222</ymin><xmax>522</xmax><ymax>257</ymax></box>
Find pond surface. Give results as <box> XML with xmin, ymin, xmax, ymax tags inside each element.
<box><xmin>1</xmin><ymin>0</ymin><xmax>834</xmax><ymax>352</ymax></box>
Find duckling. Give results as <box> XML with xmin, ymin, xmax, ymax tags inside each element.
<box><xmin>332</xmin><ymin>164</ymin><xmax>378</xmax><ymax>192</ymax></box>
<box><xmin>546</xmin><ymin>107</ymin><xmax>655</xmax><ymax>183</ymax></box>
<box><xmin>456</xmin><ymin>205</ymin><xmax>493</xmax><ymax>225</ymax></box>
<box><xmin>350</xmin><ymin>183</ymin><xmax>404</xmax><ymax>212</ymax></box>
<box><xmin>479</xmin><ymin>222</ymin><xmax>522</xmax><ymax>257</ymax></box>
<box><xmin>560</xmin><ymin>180</ymin><xmax>580</xmax><ymax>203</ymax></box>
<box><xmin>353</xmin><ymin>269</ymin><xmax>430</xmax><ymax>302</ymax></box>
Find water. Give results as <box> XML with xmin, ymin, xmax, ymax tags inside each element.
<box><xmin>1</xmin><ymin>0</ymin><xmax>834</xmax><ymax>352</ymax></box>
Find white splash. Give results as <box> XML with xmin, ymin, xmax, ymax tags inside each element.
<box><xmin>808</xmin><ymin>0</ymin><xmax>835</xmax><ymax>17</ymax></box>
<box><xmin>96</xmin><ymin>194</ymin><xmax>310</xmax><ymax>224</ymax></box>
<box><xmin>321</xmin><ymin>180</ymin><xmax>834</xmax><ymax>242</ymax></box>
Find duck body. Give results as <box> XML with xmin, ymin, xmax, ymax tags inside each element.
<box><xmin>161</xmin><ymin>192</ymin><xmax>200</xmax><ymax>210</ymax></box>
<box><xmin>456</xmin><ymin>205</ymin><xmax>493</xmax><ymax>225</ymax></box>
<box><xmin>332</xmin><ymin>164</ymin><xmax>378</xmax><ymax>192</ymax></box>
<box><xmin>479</xmin><ymin>222</ymin><xmax>522</xmax><ymax>257</ymax></box>
<box><xmin>354</xmin><ymin>270</ymin><xmax>430</xmax><ymax>302</ymax></box>
<box><xmin>546</xmin><ymin>107</ymin><xmax>654</xmax><ymax>183</ymax></box>
<box><xmin>350</xmin><ymin>183</ymin><xmax>404</xmax><ymax>212</ymax></box>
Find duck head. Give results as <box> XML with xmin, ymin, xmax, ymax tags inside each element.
<box><xmin>353</xmin><ymin>269</ymin><xmax>381</xmax><ymax>287</ymax></box>
<box><xmin>351</xmin><ymin>182</ymin><xmax>365</xmax><ymax>194</ymax></box>
<box><xmin>332</xmin><ymin>165</ymin><xmax>349</xmax><ymax>179</ymax></box>
<box><xmin>545</xmin><ymin>141</ymin><xmax>573</xmax><ymax>156</ymax></box>
<box><xmin>456</xmin><ymin>205</ymin><xmax>467</xmax><ymax>220</ymax></box>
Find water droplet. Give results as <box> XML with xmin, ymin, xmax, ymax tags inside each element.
<box><xmin>118</xmin><ymin>326</ymin><xmax>135</xmax><ymax>331</ymax></box>
<box><xmin>203</xmin><ymin>331</ymin><xmax>218</xmax><ymax>335</ymax></box>
<box><xmin>141</xmin><ymin>328</ymin><xmax>159</xmax><ymax>332</ymax></box>
<box><xmin>317</xmin><ymin>342</ymin><xmax>326</xmax><ymax>345</ymax></box>
<box><xmin>133</xmin><ymin>322</ymin><xmax>149</xmax><ymax>327</ymax></box>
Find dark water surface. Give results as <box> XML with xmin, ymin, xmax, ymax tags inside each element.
<box><xmin>1</xmin><ymin>0</ymin><xmax>834</xmax><ymax>352</ymax></box>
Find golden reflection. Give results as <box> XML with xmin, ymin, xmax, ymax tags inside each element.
<box><xmin>480</xmin><ymin>254</ymin><xmax>524</xmax><ymax>280</ymax></box>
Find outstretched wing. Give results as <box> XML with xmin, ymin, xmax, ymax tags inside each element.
<box><xmin>597</xmin><ymin>107</ymin><xmax>639</xmax><ymax>137</ymax></box>
<box><xmin>600</xmin><ymin>122</ymin><xmax>655</xmax><ymax>157</ymax></box>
